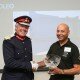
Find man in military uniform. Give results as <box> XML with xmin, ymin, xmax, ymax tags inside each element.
<box><xmin>38</xmin><ymin>23</ymin><xmax>80</xmax><ymax>80</ymax></box>
<box><xmin>1</xmin><ymin>15</ymin><xmax>38</xmax><ymax>80</ymax></box>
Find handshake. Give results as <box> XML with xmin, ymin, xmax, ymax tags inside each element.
<box><xmin>31</xmin><ymin>55</ymin><xmax>63</xmax><ymax>75</ymax></box>
<box><xmin>31</xmin><ymin>58</ymin><xmax>52</xmax><ymax>71</ymax></box>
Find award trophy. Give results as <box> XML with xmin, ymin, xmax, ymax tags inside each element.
<box><xmin>46</xmin><ymin>54</ymin><xmax>61</xmax><ymax>75</ymax></box>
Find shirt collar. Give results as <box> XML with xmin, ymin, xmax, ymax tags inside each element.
<box><xmin>57</xmin><ymin>38</ymin><xmax>71</xmax><ymax>47</ymax></box>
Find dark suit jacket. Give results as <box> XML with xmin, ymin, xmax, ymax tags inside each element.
<box><xmin>1</xmin><ymin>35</ymin><xmax>34</xmax><ymax>80</ymax></box>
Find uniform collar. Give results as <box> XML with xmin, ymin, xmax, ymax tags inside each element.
<box><xmin>15</xmin><ymin>33</ymin><xmax>26</xmax><ymax>41</ymax></box>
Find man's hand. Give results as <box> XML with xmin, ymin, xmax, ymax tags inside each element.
<box><xmin>37</xmin><ymin>57</ymin><xmax>51</xmax><ymax>68</ymax></box>
<box><xmin>49</xmin><ymin>67</ymin><xmax>64</xmax><ymax>74</ymax></box>
<box><xmin>37</xmin><ymin>60</ymin><xmax>46</xmax><ymax>68</ymax></box>
<box><xmin>31</xmin><ymin>61</ymin><xmax>39</xmax><ymax>71</ymax></box>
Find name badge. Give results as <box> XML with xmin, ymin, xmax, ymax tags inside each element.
<box><xmin>64</xmin><ymin>47</ymin><xmax>71</xmax><ymax>52</ymax></box>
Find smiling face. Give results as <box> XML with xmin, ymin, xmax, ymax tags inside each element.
<box><xmin>56</xmin><ymin>23</ymin><xmax>70</xmax><ymax>42</ymax></box>
<box><xmin>15</xmin><ymin>23</ymin><xmax>29</xmax><ymax>37</ymax></box>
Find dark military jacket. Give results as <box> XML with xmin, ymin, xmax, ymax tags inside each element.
<box><xmin>1</xmin><ymin>35</ymin><xmax>34</xmax><ymax>80</ymax></box>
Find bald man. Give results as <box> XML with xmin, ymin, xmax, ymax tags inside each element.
<box><xmin>38</xmin><ymin>23</ymin><xmax>80</xmax><ymax>80</ymax></box>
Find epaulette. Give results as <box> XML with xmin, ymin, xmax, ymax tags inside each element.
<box><xmin>27</xmin><ymin>36</ymin><xmax>32</xmax><ymax>40</ymax></box>
<box><xmin>4</xmin><ymin>35</ymin><xmax>13</xmax><ymax>40</ymax></box>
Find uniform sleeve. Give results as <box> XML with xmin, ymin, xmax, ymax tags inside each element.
<box><xmin>72</xmin><ymin>45</ymin><xmax>80</xmax><ymax>64</ymax></box>
<box><xmin>3</xmin><ymin>40</ymin><xmax>32</xmax><ymax>71</ymax></box>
